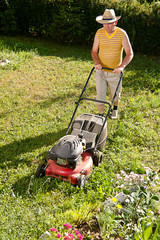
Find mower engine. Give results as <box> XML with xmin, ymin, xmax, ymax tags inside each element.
<box><xmin>48</xmin><ymin>134</ymin><xmax>86</xmax><ymax>170</ymax></box>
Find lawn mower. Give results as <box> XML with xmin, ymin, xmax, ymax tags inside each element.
<box><xmin>36</xmin><ymin>67</ymin><xmax>123</xmax><ymax>188</ymax></box>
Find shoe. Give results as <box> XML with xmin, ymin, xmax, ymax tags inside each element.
<box><xmin>111</xmin><ymin>110</ymin><xmax>118</xmax><ymax>119</ymax></box>
<box><xmin>99</xmin><ymin>113</ymin><xmax>104</xmax><ymax>117</ymax></box>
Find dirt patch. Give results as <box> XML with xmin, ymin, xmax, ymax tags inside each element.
<box><xmin>77</xmin><ymin>218</ymin><xmax>103</xmax><ymax>240</ymax></box>
<box><xmin>77</xmin><ymin>218</ymin><xmax>124</xmax><ymax>240</ymax></box>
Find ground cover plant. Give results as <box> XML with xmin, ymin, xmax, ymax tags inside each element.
<box><xmin>0</xmin><ymin>36</ymin><xmax>160</xmax><ymax>239</ymax></box>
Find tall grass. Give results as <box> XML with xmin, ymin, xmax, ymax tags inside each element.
<box><xmin>0</xmin><ymin>36</ymin><xmax>159</xmax><ymax>239</ymax></box>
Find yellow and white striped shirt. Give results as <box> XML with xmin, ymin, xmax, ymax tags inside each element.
<box><xmin>97</xmin><ymin>27</ymin><xmax>125</xmax><ymax>71</ymax></box>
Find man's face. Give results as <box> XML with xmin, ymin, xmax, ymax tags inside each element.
<box><xmin>103</xmin><ymin>21</ymin><xmax>117</xmax><ymax>33</ymax></box>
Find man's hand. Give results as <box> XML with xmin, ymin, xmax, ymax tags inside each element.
<box><xmin>95</xmin><ymin>64</ymin><xmax>102</xmax><ymax>69</ymax></box>
<box><xmin>113</xmin><ymin>66</ymin><xmax>124</xmax><ymax>73</ymax></box>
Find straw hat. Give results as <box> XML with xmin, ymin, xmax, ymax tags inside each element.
<box><xmin>96</xmin><ymin>9</ymin><xmax>121</xmax><ymax>24</ymax></box>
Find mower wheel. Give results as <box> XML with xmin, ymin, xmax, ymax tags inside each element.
<box><xmin>77</xmin><ymin>175</ymin><xmax>86</xmax><ymax>189</ymax></box>
<box><xmin>36</xmin><ymin>163</ymin><xmax>46</xmax><ymax>178</ymax></box>
<box><xmin>93</xmin><ymin>151</ymin><xmax>103</xmax><ymax>167</ymax></box>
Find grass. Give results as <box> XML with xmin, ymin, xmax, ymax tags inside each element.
<box><xmin>0</xmin><ymin>36</ymin><xmax>160</xmax><ymax>239</ymax></box>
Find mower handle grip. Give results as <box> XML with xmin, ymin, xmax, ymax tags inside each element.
<box><xmin>94</xmin><ymin>66</ymin><xmax>114</xmax><ymax>71</ymax></box>
<box><xmin>98</xmin><ymin>67</ymin><xmax>123</xmax><ymax>73</ymax></box>
<box><xmin>102</xmin><ymin>67</ymin><xmax>114</xmax><ymax>71</ymax></box>
<box><xmin>102</xmin><ymin>67</ymin><xmax>123</xmax><ymax>74</ymax></box>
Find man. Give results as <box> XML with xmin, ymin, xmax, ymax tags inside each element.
<box><xmin>91</xmin><ymin>9</ymin><xmax>133</xmax><ymax>119</ymax></box>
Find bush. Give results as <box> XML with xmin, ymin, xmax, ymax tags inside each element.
<box><xmin>0</xmin><ymin>0</ymin><xmax>17</xmax><ymax>35</ymax></box>
<box><xmin>117</xmin><ymin>0</ymin><xmax>160</xmax><ymax>54</ymax></box>
<box><xmin>47</xmin><ymin>0</ymin><xmax>88</xmax><ymax>44</ymax></box>
<box><xmin>0</xmin><ymin>0</ymin><xmax>160</xmax><ymax>54</ymax></box>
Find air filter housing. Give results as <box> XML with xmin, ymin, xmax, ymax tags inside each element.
<box><xmin>48</xmin><ymin>135</ymin><xmax>84</xmax><ymax>169</ymax></box>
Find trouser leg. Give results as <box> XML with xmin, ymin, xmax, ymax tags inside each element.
<box><xmin>95</xmin><ymin>70</ymin><xmax>107</xmax><ymax>114</ymax></box>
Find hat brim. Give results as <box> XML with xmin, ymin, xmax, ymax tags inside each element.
<box><xmin>96</xmin><ymin>15</ymin><xmax>121</xmax><ymax>24</ymax></box>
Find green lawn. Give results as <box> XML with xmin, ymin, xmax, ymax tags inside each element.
<box><xmin>0</xmin><ymin>36</ymin><xmax>160</xmax><ymax>240</ymax></box>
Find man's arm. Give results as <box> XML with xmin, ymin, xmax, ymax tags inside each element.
<box><xmin>91</xmin><ymin>33</ymin><xmax>102</xmax><ymax>69</ymax></box>
<box><xmin>113</xmin><ymin>33</ymin><xmax>134</xmax><ymax>73</ymax></box>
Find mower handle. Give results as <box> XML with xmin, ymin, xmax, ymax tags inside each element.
<box><xmin>66</xmin><ymin>67</ymin><xmax>123</xmax><ymax>135</ymax></box>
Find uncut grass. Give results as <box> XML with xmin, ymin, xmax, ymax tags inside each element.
<box><xmin>0</xmin><ymin>36</ymin><xmax>160</xmax><ymax>239</ymax></box>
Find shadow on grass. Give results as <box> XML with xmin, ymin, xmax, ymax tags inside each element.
<box><xmin>123</xmin><ymin>68</ymin><xmax>160</xmax><ymax>93</ymax></box>
<box><xmin>37</xmin><ymin>92</ymin><xmax>79</xmax><ymax>109</ymax></box>
<box><xmin>0</xmin><ymin>128</ymin><xmax>67</xmax><ymax>169</ymax></box>
<box><xmin>0</xmin><ymin>36</ymin><xmax>92</xmax><ymax>61</ymax></box>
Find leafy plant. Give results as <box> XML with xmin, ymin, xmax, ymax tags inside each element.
<box><xmin>134</xmin><ymin>219</ymin><xmax>160</xmax><ymax>240</ymax></box>
<box><xmin>98</xmin><ymin>168</ymin><xmax>160</xmax><ymax>239</ymax></box>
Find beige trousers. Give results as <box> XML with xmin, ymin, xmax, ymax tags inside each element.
<box><xmin>95</xmin><ymin>69</ymin><xmax>122</xmax><ymax>105</ymax></box>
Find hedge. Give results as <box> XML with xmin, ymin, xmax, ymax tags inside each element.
<box><xmin>0</xmin><ymin>0</ymin><xmax>160</xmax><ymax>55</ymax></box>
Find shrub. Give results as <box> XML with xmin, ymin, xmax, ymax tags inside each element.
<box><xmin>0</xmin><ymin>0</ymin><xmax>17</xmax><ymax>35</ymax></box>
<box><xmin>0</xmin><ymin>0</ymin><xmax>160</xmax><ymax>54</ymax></box>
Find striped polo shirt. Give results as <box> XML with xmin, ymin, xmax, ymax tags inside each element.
<box><xmin>97</xmin><ymin>27</ymin><xmax>126</xmax><ymax>71</ymax></box>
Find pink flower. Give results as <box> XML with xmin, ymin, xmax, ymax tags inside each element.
<box><xmin>116</xmin><ymin>174</ymin><xmax>120</xmax><ymax>179</ymax></box>
<box><xmin>64</xmin><ymin>223</ymin><xmax>72</xmax><ymax>229</ymax></box>
<box><xmin>78</xmin><ymin>234</ymin><xmax>83</xmax><ymax>240</ymax></box>
<box><xmin>68</xmin><ymin>233</ymin><xmax>74</xmax><ymax>238</ymax></box>
<box><xmin>74</xmin><ymin>230</ymin><xmax>83</xmax><ymax>239</ymax></box>
<box><xmin>64</xmin><ymin>237</ymin><xmax>71</xmax><ymax>240</ymax></box>
<box><xmin>57</xmin><ymin>233</ymin><xmax>62</xmax><ymax>238</ymax></box>
<box><xmin>120</xmin><ymin>170</ymin><xmax>126</xmax><ymax>176</ymax></box>
<box><xmin>50</xmin><ymin>228</ymin><xmax>58</xmax><ymax>232</ymax></box>
<box><xmin>158</xmin><ymin>169</ymin><xmax>160</xmax><ymax>173</ymax></box>
<box><xmin>74</xmin><ymin>229</ymin><xmax>83</xmax><ymax>240</ymax></box>
<box><xmin>74</xmin><ymin>229</ymin><xmax>80</xmax><ymax>235</ymax></box>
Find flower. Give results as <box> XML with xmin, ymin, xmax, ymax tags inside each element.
<box><xmin>117</xmin><ymin>204</ymin><xmax>122</xmax><ymax>209</ymax></box>
<box><xmin>57</xmin><ymin>233</ymin><xmax>62</xmax><ymax>238</ymax></box>
<box><xmin>50</xmin><ymin>228</ymin><xmax>58</xmax><ymax>232</ymax></box>
<box><xmin>49</xmin><ymin>224</ymin><xmax>83</xmax><ymax>239</ymax></box>
<box><xmin>74</xmin><ymin>229</ymin><xmax>80</xmax><ymax>235</ymax></box>
<box><xmin>78</xmin><ymin>234</ymin><xmax>83</xmax><ymax>240</ymax></box>
<box><xmin>140</xmin><ymin>176</ymin><xmax>144</xmax><ymax>182</ymax></box>
<box><xmin>74</xmin><ymin>229</ymin><xmax>83</xmax><ymax>239</ymax></box>
<box><xmin>64</xmin><ymin>223</ymin><xmax>72</xmax><ymax>229</ymax></box>
<box><xmin>151</xmin><ymin>183</ymin><xmax>156</xmax><ymax>187</ymax></box>
<box><xmin>116</xmin><ymin>174</ymin><xmax>120</xmax><ymax>179</ymax></box>
<box><xmin>121</xmin><ymin>170</ymin><xmax>126</xmax><ymax>176</ymax></box>
<box><xmin>112</xmin><ymin>197</ymin><xmax>117</xmax><ymax>203</ymax></box>
<box><xmin>64</xmin><ymin>237</ymin><xmax>71</xmax><ymax>240</ymax></box>
<box><xmin>124</xmin><ymin>175</ymin><xmax>130</xmax><ymax>181</ymax></box>
<box><xmin>125</xmin><ymin>198</ymin><xmax>130</xmax><ymax>203</ymax></box>
<box><xmin>68</xmin><ymin>233</ymin><xmax>74</xmax><ymax>238</ymax></box>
